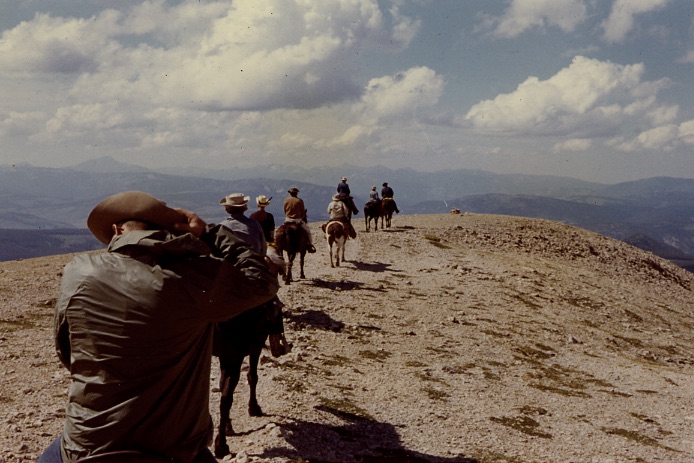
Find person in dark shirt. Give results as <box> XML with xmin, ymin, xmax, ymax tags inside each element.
<box><xmin>381</xmin><ymin>182</ymin><xmax>400</xmax><ymax>213</ymax></box>
<box><xmin>249</xmin><ymin>195</ymin><xmax>276</xmax><ymax>243</ymax></box>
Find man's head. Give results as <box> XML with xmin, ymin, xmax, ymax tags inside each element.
<box><xmin>382</xmin><ymin>182</ymin><xmax>388</xmax><ymax>187</ymax></box>
<box><xmin>256</xmin><ymin>195</ymin><xmax>272</xmax><ymax>208</ymax></box>
<box><xmin>371</xmin><ymin>186</ymin><xmax>376</xmax><ymax>191</ymax></box>
<box><xmin>332</xmin><ymin>193</ymin><xmax>341</xmax><ymax>201</ymax></box>
<box><xmin>341</xmin><ymin>177</ymin><xmax>347</xmax><ymax>182</ymax></box>
<box><xmin>220</xmin><ymin>193</ymin><xmax>250</xmax><ymax>214</ymax></box>
<box><xmin>87</xmin><ymin>191</ymin><xmax>187</xmax><ymax>244</ymax></box>
<box><xmin>288</xmin><ymin>187</ymin><xmax>299</xmax><ymax>196</ymax></box>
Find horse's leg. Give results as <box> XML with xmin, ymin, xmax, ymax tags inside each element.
<box><xmin>214</xmin><ymin>355</ymin><xmax>244</xmax><ymax>458</ymax></box>
<box><xmin>299</xmin><ymin>251</ymin><xmax>306</xmax><ymax>279</ymax></box>
<box><xmin>284</xmin><ymin>253</ymin><xmax>293</xmax><ymax>285</ymax></box>
<box><xmin>341</xmin><ymin>238</ymin><xmax>346</xmax><ymax>262</ymax></box>
<box><xmin>328</xmin><ymin>238</ymin><xmax>335</xmax><ymax>267</ymax></box>
<box><xmin>247</xmin><ymin>344</ymin><xmax>264</xmax><ymax>417</ymax></box>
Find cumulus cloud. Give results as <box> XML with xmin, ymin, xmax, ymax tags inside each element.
<box><xmin>602</xmin><ymin>0</ymin><xmax>670</xmax><ymax>44</ymax></box>
<box><xmin>553</xmin><ymin>138</ymin><xmax>592</xmax><ymax>153</ymax></box>
<box><xmin>0</xmin><ymin>0</ymin><xmax>420</xmax><ymax>112</ymax></box>
<box><xmin>491</xmin><ymin>0</ymin><xmax>587</xmax><ymax>38</ymax></box>
<box><xmin>271</xmin><ymin>66</ymin><xmax>445</xmax><ymax>151</ymax></box>
<box><xmin>465</xmin><ymin>56</ymin><xmax>674</xmax><ymax>139</ymax></box>
<box><xmin>617</xmin><ymin>119</ymin><xmax>694</xmax><ymax>151</ymax></box>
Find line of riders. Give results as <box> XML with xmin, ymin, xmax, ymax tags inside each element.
<box><xmin>239</xmin><ymin>176</ymin><xmax>400</xmax><ymax>255</ymax></box>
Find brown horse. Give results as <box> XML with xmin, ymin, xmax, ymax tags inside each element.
<box><xmin>364</xmin><ymin>200</ymin><xmax>381</xmax><ymax>231</ymax></box>
<box><xmin>212</xmin><ymin>298</ymin><xmax>288</xmax><ymax>458</ymax></box>
<box><xmin>323</xmin><ymin>220</ymin><xmax>347</xmax><ymax>267</ymax></box>
<box><xmin>381</xmin><ymin>198</ymin><xmax>396</xmax><ymax>228</ymax></box>
<box><xmin>275</xmin><ymin>222</ymin><xmax>310</xmax><ymax>284</ymax></box>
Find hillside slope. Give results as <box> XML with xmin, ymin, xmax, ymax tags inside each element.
<box><xmin>1</xmin><ymin>214</ymin><xmax>692</xmax><ymax>462</ymax></box>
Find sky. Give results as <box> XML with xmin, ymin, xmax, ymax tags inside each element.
<box><xmin>1</xmin><ymin>0</ymin><xmax>693</xmax><ymax>184</ymax></box>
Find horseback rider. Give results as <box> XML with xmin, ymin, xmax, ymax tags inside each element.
<box><xmin>381</xmin><ymin>182</ymin><xmax>400</xmax><ymax>213</ymax></box>
<box><xmin>336</xmin><ymin>176</ymin><xmax>358</xmax><ymax>219</ymax></box>
<box><xmin>219</xmin><ymin>193</ymin><xmax>266</xmax><ymax>256</ymax></box>
<box><xmin>282</xmin><ymin>187</ymin><xmax>316</xmax><ymax>253</ymax></box>
<box><xmin>326</xmin><ymin>193</ymin><xmax>357</xmax><ymax>239</ymax></box>
<box><xmin>368</xmin><ymin>186</ymin><xmax>380</xmax><ymax>203</ymax></box>
<box><xmin>249</xmin><ymin>195</ymin><xmax>275</xmax><ymax>243</ymax></box>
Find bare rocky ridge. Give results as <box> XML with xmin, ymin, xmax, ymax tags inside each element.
<box><xmin>1</xmin><ymin>213</ymin><xmax>693</xmax><ymax>463</ymax></box>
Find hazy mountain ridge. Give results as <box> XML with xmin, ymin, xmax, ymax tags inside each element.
<box><xmin>1</xmin><ymin>160</ymin><xmax>693</xmax><ymax>268</ymax></box>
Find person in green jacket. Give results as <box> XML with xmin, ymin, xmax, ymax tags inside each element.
<box><xmin>38</xmin><ymin>191</ymin><xmax>279</xmax><ymax>463</ymax></box>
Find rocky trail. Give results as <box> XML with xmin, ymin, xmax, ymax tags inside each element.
<box><xmin>1</xmin><ymin>213</ymin><xmax>693</xmax><ymax>463</ymax></box>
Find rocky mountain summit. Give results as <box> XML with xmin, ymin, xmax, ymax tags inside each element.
<box><xmin>1</xmin><ymin>213</ymin><xmax>693</xmax><ymax>462</ymax></box>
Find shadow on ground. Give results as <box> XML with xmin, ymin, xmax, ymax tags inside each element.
<box><xmin>257</xmin><ymin>405</ymin><xmax>479</xmax><ymax>463</ymax></box>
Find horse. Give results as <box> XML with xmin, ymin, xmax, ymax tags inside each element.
<box><xmin>323</xmin><ymin>220</ymin><xmax>347</xmax><ymax>267</ymax></box>
<box><xmin>338</xmin><ymin>194</ymin><xmax>359</xmax><ymax>221</ymax></box>
<box><xmin>381</xmin><ymin>198</ymin><xmax>396</xmax><ymax>228</ymax></box>
<box><xmin>212</xmin><ymin>298</ymin><xmax>289</xmax><ymax>458</ymax></box>
<box><xmin>364</xmin><ymin>200</ymin><xmax>381</xmax><ymax>231</ymax></box>
<box><xmin>274</xmin><ymin>222</ymin><xmax>310</xmax><ymax>284</ymax></box>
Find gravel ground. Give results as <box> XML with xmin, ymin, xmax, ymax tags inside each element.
<box><xmin>1</xmin><ymin>213</ymin><xmax>693</xmax><ymax>463</ymax></box>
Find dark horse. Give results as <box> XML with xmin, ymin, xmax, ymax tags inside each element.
<box><xmin>364</xmin><ymin>200</ymin><xmax>381</xmax><ymax>231</ymax></box>
<box><xmin>381</xmin><ymin>198</ymin><xmax>396</xmax><ymax>228</ymax></box>
<box><xmin>338</xmin><ymin>193</ymin><xmax>359</xmax><ymax>220</ymax></box>
<box><xmin>212</xmin><ymin>298</ymin><xmax>289</xmax><ymax>458</ymax></box>
<box><xmin>275</xmin><ymin>222</ymin><xmax>310</xmax><ymax>284</ymax></box>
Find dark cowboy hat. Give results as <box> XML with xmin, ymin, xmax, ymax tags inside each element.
<box><xmin>87</xmin><ymin>191</ymin><xmax>187</xmax><ymax>244</ymax></box>
<box><xmin>382</xmin><ymin>182</ymin><xmax>388</xmax><ymax>186</ymax></box>
<box><xmin>288</xmin><ymin>187</ymin><xmax>299</xmax><ymax>194</ymax></box>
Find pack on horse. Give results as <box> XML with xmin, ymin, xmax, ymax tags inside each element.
<box><xmin>364</xmin><ymin>199</ymin><xmax>381</xmax><ymax>231</ymax></box>
<box><xmin>274</xmin><ymin>220</ymin><xmax>310</xmax><ymax>284</ymax></box>
<box><xmin>212</xmin><ymin>246</ymin><xmax>290</xmax><ymax>458</ymax></box>
<box><xmin>381</xmin><ymin>198</ymin><xmax>396</xmax><ymax>228</ymax></box>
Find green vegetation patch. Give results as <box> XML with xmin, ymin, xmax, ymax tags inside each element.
<box><xmin>358</xmin><ymin>349</ymin><xmax>392</xmax><ymax>362</ymax></box>
<box><xmin>490</xmin><ymin>415</ymin><xmax>553</xmax><ymax>439</ymax></box>
<box><xmin>422</xmin><ymin>386</ymin><xmax>449</xmax><ymax>401</ymax></box>
<box><xmin>601</xmin><ymin>427</ymin><xmax>679</xmax><ymax>452</ymax></box>
<box><xmin>272</xmin><ymin>374</ymin><xmax>307</xmax><ymax>393</ymax></box>
<box><xmin>0</xmin><ymin>317</ymin><xmax>36</xmax><ymax>331</ymax></box>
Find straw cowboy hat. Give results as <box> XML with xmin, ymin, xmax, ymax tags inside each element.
<box><xmin>87</xmin><ymin>191</ymin><xmax>187</xmax><ymax>244</ymax></box>
<box><xmin>256</xmin><ymin>195</ymin><xmax>272</xmax><ymax>206</ymax></box>
<box><xmin>341</xmin><ymin>177</ymin><xmax>347</xmax><ymax>182</ymax></box>
<box><xmin>332</xmin><ymin>193</ymin><xmax>341</xmax><ymax>201</ymax></box>
<box><xmin>219</xmin><ymin>193</ymin><xmax>250</xmax><ymax>207</ymax></box>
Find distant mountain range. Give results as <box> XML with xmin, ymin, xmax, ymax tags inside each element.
<box><xmin>1</xmin><ymin>157</ymin><xmax>693</xmax><ymax>271</ymax></box>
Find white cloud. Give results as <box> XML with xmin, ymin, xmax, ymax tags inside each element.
<box><xmin>602</xmin><ymin>0</ymin><xmax>670</xmax><ymax>44</ymax></box>
<box><xmin>553</xmin><ymin>138</ymin><xmax>592</xmax><ymax>153</ymax></box>
<box><xmin>0</xmin><ymin>1</ymin><xmax>420</xmax><ymax>113</ymax></box>
<box><xmin>618</xmin><ymin>119</ymin><xmax>694</xmax><ymax>151</ymax></box>
<box><xmin>492</xmin><ymin>0</ymin><xmax>588</xmax><ymax>38</ymax></box>
<box><xmin>358</xmin><ymin>66</ymin><xmax>445</xmax><ymax>125</ymax></box>
<box><xmin>676</xmin><ymin>49</ymin><xmax>694</xmax><ymax>64</ymax></box>
<box><xmin>465</xmin><ymin>56</ymin><xmax>672</xmax><ymax>138</ymax></box>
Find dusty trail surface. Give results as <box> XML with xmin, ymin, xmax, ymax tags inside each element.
<box><xmin>1</xmin><ymin>213</ymin><xmax>693</xmax><ymax>463</ymax></box>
